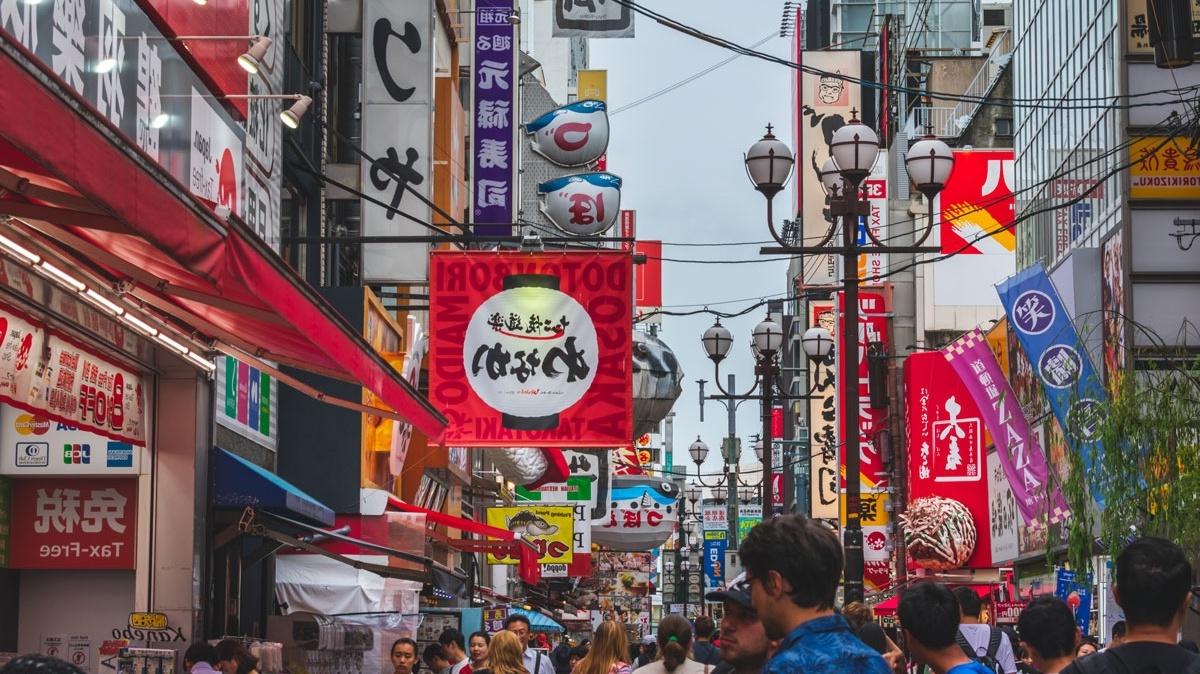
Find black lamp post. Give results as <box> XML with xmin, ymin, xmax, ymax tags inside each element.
<box><xmin>744</xmin><ymin>117</ymin><xmax>953</xmax><ymax>604</ymax></box>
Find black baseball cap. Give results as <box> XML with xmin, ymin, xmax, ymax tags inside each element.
<box><xmin>705</xmin><ymin>572</ymin><xmax>754</xmax><ymax>610</ymax></box>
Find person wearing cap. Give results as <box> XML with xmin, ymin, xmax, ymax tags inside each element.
<box><xmin>706</xmin><ymin>574</ymin><xmax>775</xmax><ymax>674</ymax></box>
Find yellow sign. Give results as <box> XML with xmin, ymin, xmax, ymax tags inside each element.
<box><xmin>486</xmin><ymin>506</ymin><xmax>574</xmax><ymax>565</ymax></box>
<box><xmin>577</xmin><ymin>70</ymin><xmax>607</xmax><ymax>102</ymax></box>
<box><xmin>986</xmin><ymin>318</ymin><xmax>1010</xmax><ymax>379</ymax></box>
<box><xmin>128</xmin><ymin>612</ymin><xmax>168</xmax><ymax>630</ymax></box>
<box><xmin>1130</xmin><ymin>136</ymin><xmax>1200</xmax><ymax>200</ymax></box>
<box><xmin>839</xmin><ymin>492</ymin><xmax>891</xmax><ymax>527</ymax></box>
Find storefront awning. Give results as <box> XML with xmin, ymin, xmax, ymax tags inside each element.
<box><xmin>871</xmin><ymin>583</ymin><xmax>996</xmax><ymax>616</ymax></box>
<box><xmin>0</xmin><ymin>43</ymin><xmax>447</xmax><ymax>442</ymax></box>
<box><xmin>507</xmin><ymin>607</ymin><xmax>565</xmax><ymax>633</ymax></box>
<box><xmin>212</xmin><ymin>448</ymin><xmax>336</xmax><ymax>527</ymax></box>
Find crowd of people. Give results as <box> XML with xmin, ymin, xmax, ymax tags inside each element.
<box><xmin>4</xmin><ymin>517</ymin><xmax>1200</xmax><ymax>674</ymax></box>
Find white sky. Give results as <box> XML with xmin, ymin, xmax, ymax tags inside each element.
<box><xmin>592</xmin><ymin>2</ymin><xmax>796</xmax><ymax>494</ymax></box>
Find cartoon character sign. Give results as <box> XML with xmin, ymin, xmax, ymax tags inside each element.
<box><xmin>486</xmin><ymin>505</ymin><xmax>574</xmax><ymax>565</ymax></box>
<box><xmin>537</xmin><ymin>173</ymin><xmax>623</xmax><ymax>236</ymax></box>
<box><xmin>592</xmin><ymin>477</ymin><xmax>678</xmax><ymax>551</ymax></box>
<box><xmin>524</xmin><ymin>100</ymin><xmax>610</xmax><ymax>167</ymax></box>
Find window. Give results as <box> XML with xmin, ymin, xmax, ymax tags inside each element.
<box><xmin>994</xmin><ymin>117</ymin><xmax>1013</xmax><ymax>137</ymax></box>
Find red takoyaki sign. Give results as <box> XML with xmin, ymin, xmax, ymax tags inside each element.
<box><xmin>429</xmin><ymin>251</ymin><xmax>633</xmax><ymax>447</ymax></box>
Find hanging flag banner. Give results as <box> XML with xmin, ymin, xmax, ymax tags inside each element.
<box><xmin>938</xmin><ymin>150</ymin><xmax>1016</xmax><ymax>255</ymax></box>
<box><xmin>472</xmin><ymin>0</ymin><xmax>517</xmax><ymax>236</ymax></box>
<box><xmin>552</xmin><ymin>1</ymin><xmax>635</xmax><ymax>38</ymax></box>
<box><xmin>702</xmin><ymin>530</ymin><xmax>727</xmax><ymax>594</ymax></box>
<box><xmin>996</xmin><ymin>264</ymin><xmax>1107</xmax><ymax>504</ymax></box>
<box><xmin>429</xmin><ymin>251</ymin><xmax>633</xmax><ymax>446</ymax></box>
<box><xmin>943</xmin><ymin>328</ymin><xmax>1070</xmax><ymax>526</ymax></box>
<box><xmin>903</xmin><ymin>351</ymin><xmax>994</xmax><ymax>568</ymax></box>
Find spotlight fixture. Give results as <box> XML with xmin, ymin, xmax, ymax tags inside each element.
<box><xmin>237</xmin><ymin>36</ymin><xmax>273</xmax><ymax>74</ymax></box>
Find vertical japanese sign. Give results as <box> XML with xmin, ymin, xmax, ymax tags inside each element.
<box><xmin>702</xmin><ymin>530</ymin><xmax>727</xmax><ymax>593</ymax></box>
<box><xmin>473</xmin><ymin>0</ymin><xmax>517</xmax><ymax>236</ymax></box>
<box><xmin>938</xmin><ymin>150</ymin><xmax>1016</xmax><ymax>254</ymax></box>
<box><xmin>35</xmin><ymin>335</ymin><xmax>147</xmax><ymax>446</ymax></box>
<box><xmin>361</xmin><ymin>0</ymin><xmax>434</xmax><ymax>281</ymax></box>
<box><xmin>216</xmin><ymin>356</ymin><xmax>277</xmax><ymax>450</ymax></box>
<box><xmin>428</xmin><ymin>251</ymin><xmax>633</xmax><ymax>446</ymax></box>
<box><xmin>808</xmin><ymin>300</ymin><xmax>839</xmax><ymax>520</ymax></box>
<box><xmin>943</xmin><ymin>328</ymin><xmax>1071</xmax><ymax>526</ymax></box>
<box><xmin>245</xmin><ymin>0</ymin><xmax>286</xmax><ymax>251</ymax></box>
<box><xmin>634</xmin><ymin>240</ymin><xmax>662</xmax><ymax>324</ymax></box>
<box><xmin>988</xmin><ymin>449</ymin><xmax>1020</xmax><ymax>564</ymax></box>
<box><xmin>857</xmin><ymin>156</ymin><xmax>888</xmax><ymax>281</ymax></box>
<box><xmin>903</xmin><ymin>351</ymin><xmax>994</xmax><ymax>568</ymax></box>
<box><xmin>1126</xmin><ymin>0</ymin><xmax>1200</xmax><ymax>54</ymax></box>
<box><xmin>8</xmin><ymin>477</ymin><xmax>137</xmax><ymax>568</ymax></box>
<box><xmin>997</xmin><ymin>264</ymin><xmax>1108</xmax><ymax>504</ymax></box>
<box><xmin>798</xmin><ymin>52</ymin><xmax>862</xmax><ymax>287</ymax></box>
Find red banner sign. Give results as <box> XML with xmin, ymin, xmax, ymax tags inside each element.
<box><xmin>429</xmin><ymin>251</ymin><xmax>633</xmax><ymax>446</ymax></box>
<box><xmin>903</xmin><ymin>352</ymin><xmax>994</xmax><ymax>568</ymax></box>
<box><xmin>938</xmin><ymin>149</ymin><xmax>1016</xmax><ymax>255</ymax></box>
<box><xmin>838</xmin><ymin>291</ymin><xmax>890</xmax><ymax>490</ymax></box>
<box><xmin>8</xmin><ymin>478</ymin><xmax>137</xmax><ymax>569</ymax></box>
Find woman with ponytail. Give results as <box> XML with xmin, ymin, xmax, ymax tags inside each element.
<box><xmin>631</xmin><ymin>615</ymin><xmax>709</xmax><ymax>674</ymax></box>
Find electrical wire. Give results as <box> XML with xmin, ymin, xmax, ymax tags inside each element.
<box><xmin>610</xmin><ymin>0</ymin><xmax>1200</xmax><ymax>110</ymax></box>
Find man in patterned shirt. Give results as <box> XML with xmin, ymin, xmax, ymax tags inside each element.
<box><xmin>738</xmin><ymin>515</ymin><xmax>891</xmax><ymax>674</ymax></box>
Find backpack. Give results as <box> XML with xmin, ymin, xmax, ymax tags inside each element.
<box><xmin>955</xmin><ymin>626</ymin><xmax>1004</xmax><ymax>674</ymax></box>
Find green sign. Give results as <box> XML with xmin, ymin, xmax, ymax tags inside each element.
<box><xmin>216</xmin><ymin>356</ymin><xmax>277</xmax><ymax>448</ymax></box>
<box><xmin>737</xmin><ymin>505</ymin><xmax>762</xmax><ymax>544</ymax></box>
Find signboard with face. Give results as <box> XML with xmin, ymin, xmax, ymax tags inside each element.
<box><xmin>525</xmin><ymin>100</ymin><xmax>610</xmax><ymax>167</ymax></box>
<box><xmin>428</xmin><ymin>251</ymin><xmax>633</xmax><ymax>447</ymax></box>
<box><xmin>486</xmin><ymin>505</ymin><xmax>574</xmax><ymax>565</ymax></box>
<box><xmin>593</xmin><ymin>477</ymin><xmax>678</xmax><ymax>551</ymax></box>
<box><xmin>538</xmin><ymin>173</ymin><xmax>623</xmax><ymax>236</ymax></box>
<box><xmin>8</xmin><ymin>477</ymin><xmax>137</xmax><ymax>568</ymax></box>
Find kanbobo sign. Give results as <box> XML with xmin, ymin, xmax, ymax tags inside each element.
<box><xmin>429</xmin><ymin>251</ymin><xmax>633</xmax><ymax>446</ymax></box>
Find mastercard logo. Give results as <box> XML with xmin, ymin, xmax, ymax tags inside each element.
<box><xmin>14</xmin><ymin>414</ymin><xmax>50</xmax><ymax>436</ymax></box>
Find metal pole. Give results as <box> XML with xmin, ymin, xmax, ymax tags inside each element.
<box><xmin>842</xmin><ymin>188</ymin><xmax>865</xmax><ymax>604</ymax></box>
<box><xmin>727</xmin><ymin>373</ymin><xmax>739</xmax><ymax>548</ymax></box>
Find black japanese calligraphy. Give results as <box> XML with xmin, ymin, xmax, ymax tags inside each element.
<box><xmin>369</xmin><ymin>146</ymin><xmax>425</xmax><ymax>220</ymax></box>
<box><xmin>372</xmin><ymin>17</ymin><xmax>421</xmax><ymax>103</ymax></box>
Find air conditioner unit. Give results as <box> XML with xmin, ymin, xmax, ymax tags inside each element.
<box><xmin>981</xmin><ymin>1</ymin><xmax>1013</xmax><ymax>49</ymax></box>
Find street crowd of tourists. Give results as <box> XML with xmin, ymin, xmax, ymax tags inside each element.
<box><xmin>4</xmin><ymin>517</ymin><xmax>1200</xmax><ymax>674</ymax></box>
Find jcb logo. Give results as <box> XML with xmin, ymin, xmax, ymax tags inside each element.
<box><xmin>62</xmin><ymin>444</ymin><xmax>91</xmax><ymax>465</ymax></box>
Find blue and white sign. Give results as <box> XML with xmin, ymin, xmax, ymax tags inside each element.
<box><xmin>702</xmin><ymin>530</ymin><xmax>727</xmax><ymax>594</ymax></box>
<box><xmin>996</xmin><ymin>264</ymin><xmax>1107</xmax><ymax>504</ymax></box>
<box><xmin>525</xmin><ymin>100</ymin><xmax>610</xmax><ymax>168</ymax></box>
<box><xmin>1055</xmin><ymin>567</ymin><xmax>1093</xmax><ymax>635</ymax></box>
<box><xmin>0</xmin><ymin>405</ymin><xmax>142</xmax><ymax>475</ymax></box>
<box><xmin>537</xmin><ymin>172</ymin><xmax>622</xmax><ymax>236</ymax></box>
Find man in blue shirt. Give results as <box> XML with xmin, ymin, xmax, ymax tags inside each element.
<box><xmin>738</xmin><ymin>515</ymin><xmax>890</xmax><ymax>674</ymax></box>
<box><xmin>898</xmin><ymin>582</ymin><xmax>995</xmax><ymax>674</ymax></box>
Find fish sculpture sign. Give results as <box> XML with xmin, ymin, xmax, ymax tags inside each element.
<box><xmin>592</xmin><ymin>477</ymin><xmax>680</xmax><ymax>551</ymax></box>
<box><xmin>428</xmin><ymin>250</ymin><xmax>633</xmax><ymax>447</ymax></box>
<box><xmin>524</xmin><ymin>100</ymin><xmax>610</xmax><ymax>167</ymax></box>
<box><xmin>486</xmin><ymin>506</ymin><xmax>575</xmax><ymax>565</ymax></box>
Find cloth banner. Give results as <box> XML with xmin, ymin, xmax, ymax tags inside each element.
<box><xmin>996</xmin><ymin>264</ymin><xmax>1107</xmax><ymax>505</ymax></box>
<box><xmin>943</xmin><ymin>329</ymin><xmax>1069</xmax><ymax>527</ymax></box>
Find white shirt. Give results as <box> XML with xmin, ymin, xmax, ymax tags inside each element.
<box><xmin>630</xmin><ymin>659</ymin><xmax>710</xmax><ymax>674</ymax></box>
<box><xmin>958</xmin><ymin>623</ymin><xmax>1017</xmax><ymax>674</ymax></box>
<box><xmin>524</xmin><ymin>648</ymin><xmax>555</xmax><ymax>674</ymax></box>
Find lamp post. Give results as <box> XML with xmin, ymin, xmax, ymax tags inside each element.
<box><xmin>698</xmin><ymin>316</ymin><xmax>832</xmax><ymax>526</ymax></box>
<box><xmin>745</xmin><ymin>117</ymin><xmax>953</xmax><ymax>604</ymax></box>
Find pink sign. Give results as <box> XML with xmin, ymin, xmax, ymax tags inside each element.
<box><xmin>942</xmin><ymin>329</ymin><xmax>1068</xmax><ymax>527</ymax></box>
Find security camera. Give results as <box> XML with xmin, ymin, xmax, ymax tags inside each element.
<box><xmin>520</xmin><ymin>229</ymin><xmax>543</xmax><ymax>250</ymax></box>
<box><xmin>214</xmin><ymin>204</ymin><xmax>232</xmax><ymax>221</ymax></box>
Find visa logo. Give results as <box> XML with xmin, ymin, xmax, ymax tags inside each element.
<box><xmin>63</xmin><ymin>444</ymin><xmax>91</xmax><ymax>464</ymax></box>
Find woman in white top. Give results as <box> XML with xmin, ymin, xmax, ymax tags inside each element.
<box><xmin>631</xmin><ymin>615</ymin><xmax>710</xmax><ymax>674</ymax></box>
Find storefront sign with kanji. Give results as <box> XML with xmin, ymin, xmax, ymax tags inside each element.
<box><xmin>8</xmin><ymin>478</ymin><xmax>137</xmax><ymax>568</ymax></box>
<box><xmin>429</xmin><ymin>251</ymin><xmax>633</xmax><ymax>446</ymax></box>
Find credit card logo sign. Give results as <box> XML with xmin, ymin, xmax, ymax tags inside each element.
<box><xmin>106</xmin><ymin>442</ymin><xmax>133</xmax><ymax>468</ymax></box>
<box><xmin>63</xmin><ymin>444</ymin><xmax>91</xmax><ymax>464</ymax></box>
<box><xmin>15</xmin><ymin>442</ymin><xmax>49</xmax><ymax>467</ymax></box>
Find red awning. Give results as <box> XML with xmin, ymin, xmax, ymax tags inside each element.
<box><xmin>388</xmin><ymin>496</ymin><xmax>541</xmax><ymax>585</ymax></box>
<box><xmin>872</xmin><ymin>583</ymin><xmax>997</xmax><ymax>616</ymax></box>
<box><xmin>0</xmin><ymin>40</ymin><xmax>446</xmax><ymax>440</ymax></box>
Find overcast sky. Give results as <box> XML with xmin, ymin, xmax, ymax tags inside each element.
<box><xmin>592</xmin><ymin>3</ymin><xmax>795</xmax><ymax>493</ymax></box>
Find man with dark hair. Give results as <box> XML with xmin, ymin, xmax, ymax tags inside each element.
<box><xmin>706</xmin><ymin>573</ymin><xmax>776</xmax><ymax>674</ymax></box>
<box><xmin>184</xmin><ymin>643</ymin><xmax>220</xmax><ymax>674</ymax></box>
<box><xmin>504</xmin><ymin>613</ymin><xmax>555</xmax><ymax>674</ymax></box>
<box><xmin>1062</xmin><ymin>537</ymin><xmax>1199</xmax><ymax>673</ymax></box>
<box><xmin>953</xmin><ymin>586</ymin><xmax>1016</xmax><ymax>674</ymax></box>
<box><xmin>738</xmin><ymin>515</ymin><xmax>889</xmax><ymax>674</ymax></box>
<box><xmin>899</xmin><ymin>582</ymin><xmax>994</xmax><ymax>674</ymax></box>
<box><xmin>391</xmin><ymin>638</ymin><xmax>418</xmax><ymax>674</ymax></box>
<box><xmin>1106</xmin><ymin>621</ymin><xmax>1126</xmax><ymax>649</ymax></box>
<box><xmin>423</xmin><ymin>644</ymin><xmax>450</xmax><ymax>674</ymax></box>
<box><xmin>1016</xmin><ymin>596</ymin><xmax>1078</xmax><ymax>674</ymax></box>
<box><xmin>691</xmin><ymin>615</ymin><xmax>721</xmax><ymax>665</ymax></box>
<box><xmin>439</xmin><ymin>629</ymin><xmax>470</xmax><ymax>674</ymax></box>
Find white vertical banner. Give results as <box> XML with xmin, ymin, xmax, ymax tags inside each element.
<box><xmin>245</xmin><ymin>0</ymin><xmax>285</xmax><ymax>252</ymax></box>
<box><xmin>361</xmin><ymin>0</ymin><xmax>434</xmax><ymax>283</ymax></box>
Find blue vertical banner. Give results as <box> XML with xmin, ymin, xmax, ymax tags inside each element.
<box><xmin>1055</xmin><ymin>568</ymin><xmax>1093</xmax><ymax>634</ymax></box>
<box><xmin>702</xmin><ymin>530</ymin><xmax>727</xmax><ymax>594</ymax></box>
<box><xmin>996</xmin><ymin>264</ymin><xmax>1107</xmax><ymax>505</ymax></box>
<box><xmin>472</xmin><ymin>0</ymin><xmax>517</xmax><ymax>236</ymax></box>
